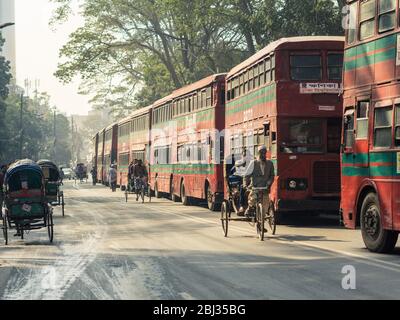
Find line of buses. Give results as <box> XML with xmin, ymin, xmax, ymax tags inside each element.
<box><xmin>92</xmin><ymin>0</ymin><xmax>400</xmax><ymax>253</ymax></box>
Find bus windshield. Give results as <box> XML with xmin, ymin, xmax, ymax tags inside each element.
<box><xmin>280</xmin><ymin>119</ymin><xmax>323</xmax><ymax>154</ymax></box>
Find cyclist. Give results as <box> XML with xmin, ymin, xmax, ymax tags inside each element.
<box><xmin>244</xmin><ymin>145</ymin><xmax>275</xmax><ymax>218</ymax></box>
<box><xmin>133</xmin><ymin>159</ymin><xmax>148</xmax><ymax>200</ymax></box>
<box><xmin>128</xmin><ymin>159</ymin><xmax>138</xmax><ymax>192</ymax></box>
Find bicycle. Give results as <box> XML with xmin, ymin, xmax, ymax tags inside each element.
<box><xmin>251</xmin><ymin>187</ymin><xmax>276</xmax><ymax>240</ymax></box>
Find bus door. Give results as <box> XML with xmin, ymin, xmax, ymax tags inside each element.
<box><xmin>393</xmin><ymin>102</ymin><xmax>400</xmax><ymax>230</ymax></box>
<box><xmin>373</xmin><ymin>101</ymin><xmax>394</xmax><ymax>228</ymax></box>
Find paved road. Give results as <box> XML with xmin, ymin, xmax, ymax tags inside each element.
<box><xmin>0</xmin><ymin>181</ymin><xmax>399</xmax><ymax>300</ymax></box>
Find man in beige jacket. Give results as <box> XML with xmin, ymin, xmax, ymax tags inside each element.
<box><xmin>244</xmin><ymin>145</ymin><xmax>275</xmax><ymax>217</ymax></box>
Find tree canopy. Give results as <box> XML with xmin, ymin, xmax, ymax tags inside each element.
<box><xmin>52</xmin><ymin>0</ymin><xmax>345</xmax><ymax>119</ymax></box>
<box><xmin>0</xmin><ymin>34</ymin><xmax>72</xmax><ymax>165</ymax></box>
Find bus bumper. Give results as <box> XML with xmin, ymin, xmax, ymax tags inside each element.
<box><xmin>277</xmin><ymin>199</ymin><xmax>340</xmax><ymax>213</ymax></box>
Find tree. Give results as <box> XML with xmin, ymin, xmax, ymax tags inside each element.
<box><xmin>0</xmin><ymin>34</ymin><xmax>12</xmax><ymax>163</ymax></box>
<box><xmin>51</xmin><ymin>0</ymin><xmax>344</xmax><ymax>120</ymax></box>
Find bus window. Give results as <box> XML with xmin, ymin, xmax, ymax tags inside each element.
<box><xmin>378</xmin><ymin>0</ymin><xmax>395</xmax><ymax>33</ymax></box>
<box><xmin>359</xmin><ymin>0</ymin><xmax>376</xmax><ymax>40</ymax></box>
<box><xmin>327</xmin><ymin>118</ymin><xmax>341</xmax><ymax>153</ymax></box>
<box><xmin>346</xmin><ymin>2</ymin><xmax>358</xmax><ymax>44</ymax></box>
<box><xmin>327</xmin><ymin>53</ymin><xmax>343</xmax><ymax>81</ymax></box>
<box><xmin>396</xmin><ymin>104</ymin><xmax>400</xmax><ymax>146</ymax></box>
<box><xmin>280</xmin><ymin>119</ymin><xmax>323</xmax><ymax>153</ymax></box>
<box><xmin>290</xmin><ymin>55</ymin><xmax>322</xmax><ymax>81</ymax></box>
<box><xmin>356</xmin><ymin>101</ymin><xmax>369</xmax><ymax>139</ymax></box>
<box><xmin>374</xmin><ymin>106</ymin><xmax>393</xmax><ymax>148</ymax></box>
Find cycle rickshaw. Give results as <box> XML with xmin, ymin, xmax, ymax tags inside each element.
<box><xmin>1</xmin><ymin>159</ymin><xmax>54</xmax><ymax>245</ymax></box>
<box><xmin>37</xmin><ymin>160</ymin><xmax>65</xmax><ymax>217</ymax></box>
<box><xmin>220</xmin><ymin>159</ymin><xmax>276</xmax><ymax>241</ymax></box>
<box><xmin>125</xmin><ymin>176</ymin><xmax>151</xmax><ymax>203</ymax></box>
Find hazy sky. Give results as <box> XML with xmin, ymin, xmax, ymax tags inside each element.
<box><xmin>15</xmin><ymin>0</ymin><xmax>91</xmax><ymax>115</ymax></box>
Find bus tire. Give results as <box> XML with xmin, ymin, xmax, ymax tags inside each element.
<box><xmin>181</xmin><ymin>182</ymin><xmax>189</xmax><ymax>206</ymax></box>
<box><xmin>206</xmin><ymin>184</ymin><xmax>217</xmax><ymax>212</ymax></box>
<box><xmin>360</xmin><ymin>193</ymin><xmax>398</xmax><ymax>253</ymax></box>
<box><xmin>171</xmin><ymin>182</ymin><xmax>179</xmax><ymax>202</ymax></box>
<box><xmin>154</xmin><ymin>181</ymin><xmax>161</xmax><ymax>199</ymax></box>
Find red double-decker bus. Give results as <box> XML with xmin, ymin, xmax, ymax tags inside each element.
<box><xmin>91</xmin><ymin>133</ymin><xmax>99</xmax><ymax>180</ymax></box>
<box><xmin>95</xmin><ymin>129</ymin><xmax>105</xmax><ymax>183</ymax></box>
<box><xmin>102</xmin><ymin>123</ymin><xmax>118</xmax><ymax>185</ymax></box>
<box><xmin>117</xmin><ymin>106</ymin><xmax>152</xmax><ymax>189</ymax></box>
<box><xmin>150</xmin><ymin>74</ymin><xmax>226</xmax><ymax>210</ymax></box>
<box><xmin>341</xmin><ymin>0</ymin><xmax>400</xmax><ymax>253</ymax></box>
<box><xmin>225</xmin><ymin>37</ymin><xmax>344</xmax><ymax>220</ymax></box>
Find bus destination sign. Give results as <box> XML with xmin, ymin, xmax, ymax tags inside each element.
<box><xmin>300</xmin><ymin>83</ymin><xmax>342</xmax><ymax>94</ymax></box>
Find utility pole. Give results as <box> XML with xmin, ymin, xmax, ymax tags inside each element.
<box><xmin>71</xmin><ymin>116</ymin><xmax>74</xmax><ymax>167</ymax></box>
<box><xmin>19</xmin><ymin>93</ymin><xmax>23</xmax><ymax>159</ymax></box>
<box><xmin>53</xmin><ymin>108</ymin><xmax>57</xmax><ymax>162</ymax></box>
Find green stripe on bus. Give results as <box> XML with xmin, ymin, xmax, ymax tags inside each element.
<box><xmin>342</xmin><ymin>152</ymin><xmax>400</xmax><ymax>177</ymax></box>
<box><xmin>151</xmin><ymin>164</ymin><xmax>215</xmax><ymax>175</ymax></box>
<box><xmin>153</xmin><ymin>108</ymin><xmax>215</xmax><ymax>129</ymax></box>
<box><xmin>226</xmin><ymin>83</ymin><xmax>276</xmax><ymax>116</ymax></box>
<box><xmin>344</xmin><ymin>34</ymin><xmax>396</xmax><ymax>71</ymax></box>
<box><xmin>345</xmin><ymin>34</ymin><xmax>396</xmax><ymax>59</ymax></box>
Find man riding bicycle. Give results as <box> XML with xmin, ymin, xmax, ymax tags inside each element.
<box><xmin>244</xmin><ymin>145</ymin><xmax>275</xmax><ymax>218</ymax></box>
<box><xmin>133</xmin><ymin>159</ymin><xmax>148</xmax><ymax>200</ymax></box>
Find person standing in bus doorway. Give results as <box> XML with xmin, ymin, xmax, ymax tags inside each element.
<box><xmin>244</xmin><ymin>145</ymin><xmax>275</xmax><ymax>218</ymax></box>
<box><xmin>108</xmin><ymin>164</ymin><xmax>118</xmax><ymax>192</ymax></box>
<box><xmin>90</xmin><ymin>166</ymin><xmax>97</xmax><ymax>186</ymax></box>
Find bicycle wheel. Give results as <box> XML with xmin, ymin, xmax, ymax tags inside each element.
<box><xmin>256</xmin><ymin>203</ymin><xmax>265</xmax><ymax>241</ymax></box>
<box><xmin>141</xmin><ymin>186</ymin><xmax>145</xmax><ymax>203</ymax></box>
<box><xmin>221</xmin><ymin>201</ymin><xmax>229</xmax><ymax>237</ymax></box>
<box><xmin>148</xmin><ymin>185</ymin><xmax>152</xmax><ymax>203</ymax></box>
<box><xmin>266</xmin><ymin>201</ymin><xmax>276</xmax><ymax>235</ymax></box>
<box><xmin>2</xmin><ymin>215</ymin><xmax>8</xmax><ymax>245</ymax></box>
<box><xmin>61</xmin><ymin>193</ymin><xmax>65</xmax><ymax>217</ymax></box>
<box><xmin>47</xmin><ymin>211</ymin><xmax>54</xmax><ymax>243</ymax></box>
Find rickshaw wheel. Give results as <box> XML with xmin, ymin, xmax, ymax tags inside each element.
<box><xmin>267</xmin><ymin>201</ymin><xmax>276</xmax><ymax>236</ymax></box>
<box><xmin>2</xmin><ymin>215</ymin><xmax>8</xmax><ymax>245</ymax></box>
<box><xmin>256</xmin><ymin>203</ymin><xmax>265</xmax><ymax>241</ymax></box>
<box><xmin>221</xmin><ymin>201</ymin><xmax>229</xmax><ymax>237</ymax></box>
<box><xmin>61</xmin><ymin>194</ymin><xmax>65</xmax><ymax>217</ymax></box>
<box><xmin>47</xmin><ymin>212</ymin><xmax>54</xmax><ymax>243</ymax></box>
<box><xmin>141</xmin><ymin>186</ymin><xmax>145</xmax><ymax>203</ymax></box>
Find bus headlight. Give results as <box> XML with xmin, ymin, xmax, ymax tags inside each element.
<box><xmin>287</xmin><ymin>178</ymin><xmax>308</xmax><ymax>191</ymax></box>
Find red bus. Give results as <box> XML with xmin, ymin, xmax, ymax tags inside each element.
<box><xmin>225</xmin><ymin>36</ymin><xmax>344</xmax><ymax>220</ymax></box>
<box><xmin>91</xmin><ymin>133</ymin><xmax>99</xmax><ymax>180</ymax></box>
<box><xmin>341</xmin><ymin>0</ymin><xmax>400</xmax><ymax>253</ymax></box>
<box><xmin>102</xmin><ymin>123</ymin><xmax>118</xmax><ymax>185</ymax></box>
<box><xmin>95</xmin><ymin>129</ymin><xmax>105</xmax><ymax>183</ymax></box>
<box><xmin>150</xmin><ymin>74</ymin><xmax>226</xmax><ymax>210</ymax></box>
<box><xmin>117</xmin><ymin>106</ymin><xmax>152</xmax><ymax>189</ymax></box>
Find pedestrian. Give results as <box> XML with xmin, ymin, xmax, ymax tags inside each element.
<box><xmin>90</xmin><ymin>166</ymin><xmax>97</xmax><ymax>186</ymax></box>
<box><xmin>108</xmin><ymin>164</ymin><xmax>118</xmax><ymax>192</ymax></box>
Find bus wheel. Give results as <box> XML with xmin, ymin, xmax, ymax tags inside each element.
<box><xmin>171</xmin><ymin>183</ymin><xmax>179</xmax><ymax>202</ymax></box>
<box><xmin>206</xmin><ymin>185</ymin><xmax>217</xmax><ymax>211</ymax></box>
<box><xmin>154</xmin><ymin>182</ymin><xmax>161</xmax><ymax>199</ymax></box>
<box><xmin>361</xmin><ymin>193</ymin><xmax>398</xmax><ymax>253</ymax></box>
<box><xmin>181</xmin><ymin>183</ymin><xmax>189</xmax><ymax>206</ymax></box>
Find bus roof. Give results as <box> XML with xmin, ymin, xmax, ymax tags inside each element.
<box><xmin>153</xmin><ymin>73</ymin><xmax>226</xmax><ymax>108</ymax></box>
<box><xmin>118</xmin><ymin>105</ymin><xmax>153</xmax><ymax>125</ymax></box>
<box><xmin>227</xmin><ymin>36</ymin><xmax>345</xmax><ymax>79</ymax></box>
<box><xmin>172</xmin><ymin>73</ymin><xmax>226</xmax><ymax>98</ymax></box>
